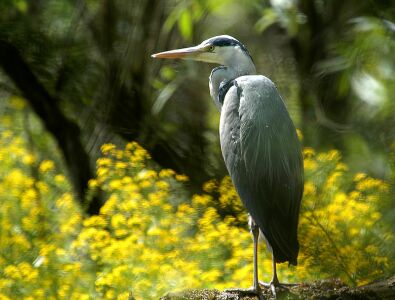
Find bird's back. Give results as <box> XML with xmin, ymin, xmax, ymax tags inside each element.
<box><xmin>219</xmin><ymin>75</ymin><xmax>303</xmax><ymax>265</ymax></box>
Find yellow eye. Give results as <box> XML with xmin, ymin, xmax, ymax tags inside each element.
<box><xmin>208</xmin><ymin>45</ymin><xmax>215</xmax><ymax>52</ymax></box>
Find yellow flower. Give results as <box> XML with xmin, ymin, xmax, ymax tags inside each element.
<box><xmin>125</xmin><ymin>141</ymin><xmax>138</xmax><ymax>151</ymax></box>
<box><xmin>201</xmin><ymin>269</ymin><xmax>221</xmax><ymax>282</ymax></box>
<box><xmin>114</xmin><ymin>228</ymin><xmax>128</xmax><ymax>237</ymax></box>
<box><xmin>36</xmin><ymin>181</ymin><xmax>49</xmax><ymax>194</ymax></box>
<box><xmin>147</xmin><ymin>225</ymin><xmax>162</xmax><ymax>236</ymax></box>
<box><xmin>115</xmin><ymin>161</ymin><xmax>128</xmax><ymax>169</ymax></box>
<box><xmin>22</xmin><ymin>154</ymin><xmax>36</xmax><ymax>165</ymax></box>
<box><xmin>159</xmin><ymin>169</ymin><xmax>175</xmax><ymax>178</ymax></box>
<box><xmin>12</xmin><ymin>234</ymin><xmax>31</xmax><ymax>250</ymax></box>
<box><xmin>192</xmin><ymin>195</ymin><xmax>211</xmax><ymax>206</ymax></box>
<box><xmin>109</xmin><ymin>179</ymin><xmax>122</xmax><ymax>190</ymax></box>
<box><xmin>303</xmin><ymin>147</ymin><xmax>315</xmax><ymax>157</ymax></box>
<box><xmin>371</xmin><ymin>212</ymin><xmax>381</xmax><ymax>221</ymax></box>
<box><xmin>100</xmin><ymin>194</ymin><xmax>118</xmax><ymax>215</ymax></box>
<box><xmin>88</xmin><ymin>179</ymin><xmax>99</xmax><ymax>188</ymax></box>
<box><xmin>55</xmin><ymin>192</ymin><xmax>74</xmax><ymax>209</ymax></box>
<box><xmin>4</xmin><ymin>265</ymin><xmax>20</xmax><ymax>279</ymax></box>
<box><xmin>97</xmin><ymin>167</ymin><xmax>109</xmax><ymax>178</ymax></box>
<box><xmin>155</xmin><ymin>180</ymin><xmax>169</xmax><ymax>190</ymax></box>
<box><xmin>19</xmin><ymin>262</ymin><xmax>38</xmax><ymax>281</ymax></box>
<box><xmin>323</xmin><ymin>149</ymin><xmax>340</xmax><ymax>161</ymax></box>
<box><xmin>58</xmin><ymin>285</ymin><xmax>70</xmax><ymax>298</ymax></box>
<box><xmin>203</xmin><ymin>180</ymin><xmax>217</xmax><ymax>193</ymax></box>
<box><xmin>83</xmin><ymin>216</ymin><xmax>107</xmax><ymax>228</ymax></box>
<box><xmin>303</xmin><ymin>182</ymin><xmax>316</xmax><ymax>196</ymax></box>
<box><xmin>101</xmin><ymin>143</ymin><xmax>116</xmax><ymax>154</ymax></box>
<box><xmin>97</xmin><ymin>157</ymin><xmax>112</xmax><ymax>167</ymax></box>
<box><xmin>356</xmin><ymin>178</ymin><xmax>383</xmax><ymax>191</ymax></box>
<box><xmin>139</xmin><ymin>180</ymin><xmax>151</xmax><ymax>188</ymax></box>
<box><xmin>54</xmin><ymin>174</ymin><xmax>66</xmax><ymax>184</ymax></box>
<box><xmin>137</xmin><ymin>170</ymin><xmax>157</xmax><ymax>181</ymax></box>
<box><xmin>60</xmin><ymin>214</ymin><xmax>82</xmax><ymax>235</ymax></box>
<box><xmin>7</xmin><ymin>169</ymin><xmax>27</xmax><ymax>188</ymax></box>
<box><xmin>39</xmin><ymin>160</ymin><xmax>55</xmax><ymax>173</ymax></box>
<box><xmin>354</xmin><ymin>172</ymin><xmax>366</xmax><ymax>181</ymax></box>
<box><xmin>21</xmin><ymin>188</ymin><xmax>38</xmax><ymax>209</ymax></box>
<box><xmin>304</xmin><ymin>158</ymin><xmax>318</xmax><ymax>171</ymax></box>
<box><xmin>105</xmin><ymin>290</ymin><xmax>115</xmax><ymax>299</ymax></box>
<box><xmin>111</xmin><ymin>213</ymin><xmax>126</xmax><ymax>229</ymax></box>
<box><xmin>175</xmin><ymin>174</ymin><xmax>189</xmax><ymax>182</ymax></box>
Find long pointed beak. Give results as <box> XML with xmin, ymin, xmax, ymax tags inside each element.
<box><xmin>151</xmin><ymin>45</ymin><xmax>203</xmax><ymax>59</ymax></box>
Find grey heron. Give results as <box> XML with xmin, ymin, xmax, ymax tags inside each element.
<box><xmin>152</xmin><ymin>35</ymin><xmax>303</xmax><ymax>298</ymax></box>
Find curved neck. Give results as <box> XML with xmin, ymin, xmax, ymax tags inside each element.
<box><xmin>209</xmin><ymin>61</ymin><xmax>256</xmax><ymax>111</ymax></box>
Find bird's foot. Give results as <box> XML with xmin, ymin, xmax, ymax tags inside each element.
<box><xmin>269</xmin><ymin>279</ymin><xmax>278</xmax><ymax>298</ymax></box>
<box><xmin>259</xmin><ymin>280</ymin><xmax>278</xmax><ymax>299</ymax></box>
<box><xmin>258</xmin><ymin>280</ymin><xmax>298</xmax><ymax>299</ymax></box>
<box><xmin>224</xmin><ymin>286</ymin><xmax>264</xmax><ymax>300</ymax></box>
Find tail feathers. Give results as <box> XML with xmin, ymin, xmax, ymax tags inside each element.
<box><xmin>264</xmin><ymin>220</ymin><xmax>299</xmax><ymax>266</ymax></box>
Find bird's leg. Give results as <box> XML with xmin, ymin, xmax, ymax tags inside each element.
<box><xmin>251</xmin><ymin>220</ymin><xmax>262</xmax><ymax>293</ymax></box>
<box><xmin>258</xmin><ymin>254</ymin><xmax>298</xmax><ymax>298</ymax></box>
<box><xmin>224</xmin><ymin>218</ymin><xmax>264</xmax><ymax>300</ymax></box>
<box><xmin>269</xmin><ymin>254</ymin><xmax>279</xmax><ymax>297</ymax></box>
<box><xmin>270</xmin><ymin>254</ymin><xmax>279</xmax><ymax>286</ymax></box>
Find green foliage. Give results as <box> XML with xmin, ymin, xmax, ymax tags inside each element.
<box><xmin>255</xmin><ymin>1</ymin><xmax>395</xmax><ymax>176</ymax></box>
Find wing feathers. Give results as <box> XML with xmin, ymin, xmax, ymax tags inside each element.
<box><xmin>220</xmin><ymin>75</ymin><xmax>303</xmax><ymax>265</ymax></box>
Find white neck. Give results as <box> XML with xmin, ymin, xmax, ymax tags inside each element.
<box><xmin>209</xmin><ymin>48</ymin><xmax>256</xmax><ymax>110</ymax></box>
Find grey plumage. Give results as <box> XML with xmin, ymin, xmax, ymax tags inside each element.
<box><xmin>219</xmin><ymin>75</ymin><xmax>303</xmax><ymax>265</ymax></box>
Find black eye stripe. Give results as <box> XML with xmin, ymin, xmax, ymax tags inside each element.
<box><xmin>210</xmin><ymin>38</ymin><xmax>247</xmax><ymax>52</ymax></box>
<box><xmin>206</xmin><ymin>37</ymin><xmax>253</xmax><ymax>62</ymax></box>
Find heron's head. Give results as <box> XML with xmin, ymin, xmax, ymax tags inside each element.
<box><xmin>152</xmin><ymin>35</ymin><xmax>254</xmax><ymax>71</ymax></box>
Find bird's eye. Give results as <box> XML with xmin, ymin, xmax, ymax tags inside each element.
<box><xmin>208</xmin><ymin>45</ymin><xmax>215</xmax><ymax>52</ymax></box>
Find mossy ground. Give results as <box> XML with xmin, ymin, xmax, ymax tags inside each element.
<box><xmin>160</xmin><ymin>276</ymin><xmax>395</xmax><ymax>300</ymax></box>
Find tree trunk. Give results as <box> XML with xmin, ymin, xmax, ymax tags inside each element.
<box><xmin>0</xmin><ymin>40</ymin><xmax>101</xmax><ymax>215</ymax></box>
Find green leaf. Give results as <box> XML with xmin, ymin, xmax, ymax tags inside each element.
<box><xmin>15</xmin><ymin>0</ymin><xmax>27</xmax><ymax>13</ymax></box>
<box><xmin>178</xmin><ymin>10</ymin><xmax>193</xmax><ymax>41</ymax></box>
<box><xmin>160</xmin><ymin>66</ymin><xmax>176</xmax><ymax>81</ymax></box>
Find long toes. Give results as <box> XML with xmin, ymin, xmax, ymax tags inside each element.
<box><xmin>270</xmin><ymin>278</ymin><xmax>280</xmax><ymax>287</ymax></box>
<box><xmin>270</xmin><ymin>283</ymin><xmax>277</xmax><ymax>298</ymax></box>
<box><xmin>259</xmin><ymin>281</ymin><xmax>270</xmax><ymax>287</ymax></box>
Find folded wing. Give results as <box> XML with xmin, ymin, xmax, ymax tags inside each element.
<box><xmin>220</xmin><ymin>75</ymin><xmax>303</xmax><ymax>265</ymax></box>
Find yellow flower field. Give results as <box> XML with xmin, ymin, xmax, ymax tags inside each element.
<box><xmin>0</xmin><ymin>107</ymin><xmax>393</xmax><ymax>299</ymax></box>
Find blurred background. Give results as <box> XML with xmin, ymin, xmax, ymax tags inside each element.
<box><xmin>0</xmin><ymin>0</ymin><xmax>394</xmax><ymax>299</ymax></box>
